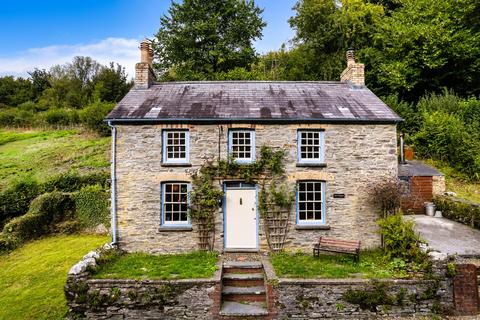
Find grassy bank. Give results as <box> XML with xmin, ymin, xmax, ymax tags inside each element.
<box><xmin>0</xmin><ymin>129</ymin><xmax>109</xmax><ymax>190</ymax></box>
<box><xmin>425</xmin><ymin>159</ymin><xmax>480</xmax><ymax>203</ymax></box>
<box><xmin>0</xmin><ymin>234</ymin><xmax>109</xmax><ymax>320</ymax></box>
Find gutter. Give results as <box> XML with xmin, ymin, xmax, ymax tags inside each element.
<box><xmin>104</xmin><ymin>117</ymin><xmax>404</xmax><ymax>125</ymax></box>
<box><xmin>107</xmin><ymin>121</ymin><xmax>118</xmax><ymax>245</ymax></box>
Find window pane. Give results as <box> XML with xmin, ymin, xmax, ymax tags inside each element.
<box><xmin>163</xmin><ymin>183</ymin><xmax>189</xmax><ymax>224</ymax></box>
<box><xmin>164</xmin><ymin>131</ymin><xmax>188</xmax><ymax>162</ymax></box>
<box><xmin>297</xmin><ymin>181</ymin><xmax>323</xmax><ymax>223</ymax></box>
<box><xmin>230</xmin><ymin>130</ymin><xmax>254</xmax><ymax>160</ymax></box>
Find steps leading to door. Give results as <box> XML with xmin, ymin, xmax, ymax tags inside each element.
<box><xmin>220</xmin><ymin>261</ymin><xmax>268</xmax><ymax>318</ymax></box>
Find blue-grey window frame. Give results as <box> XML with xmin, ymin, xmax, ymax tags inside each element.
<box><xmin>228</xmin><ymin>129</ymin><xmax>256</xmax><ymax>163</ymax></box>
<box><xmin>297</xmin><ymin>129</ymin><xmax>325</xmax><ymax>164</ymax></box>
<box><xmin>162</xmin><ymin>129</ymin><xmax>190</xmax><ymax>164</ymax></box>
<box><xmin>296</xmin><ymin>180</ymin><xmax>327</xmax><ymax>225</ymax></box>
<box><xmin>160</xmin><ymin>181</ymin><xmax>192</xmax><ymax>227</ymax></box>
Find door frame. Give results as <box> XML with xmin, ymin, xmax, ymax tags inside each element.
<box><xmin>223</xmin><ymin>181</ymin><xmax>259</xmax><ymax>250</ymax></box>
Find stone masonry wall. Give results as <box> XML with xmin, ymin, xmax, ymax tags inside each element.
<box><xmin>65</xmin><ymin>245</ymin><xmax>222</xmax><ymax>319</ymax></box>
<box><xmin>115</xmin><ymin>123</ymin><xmax>397</xmax><ymax>253</ymax></box>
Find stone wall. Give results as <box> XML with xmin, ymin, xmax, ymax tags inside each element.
<box><xmin>115</xmin><ymin>123</ymin><xmax>397</xmax><ymax>253</ymax></box>
<box><xmin>65</xmin><ymin>245</ymin><xmax>222</xmax><ymax>319</ymax></box>
<box><xmin>262</xmin><ymin>258</ymin><xmax>455</xmax><ymax>319</ymax></box>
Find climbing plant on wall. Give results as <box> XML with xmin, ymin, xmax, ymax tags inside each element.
<box><xmin>189</xmin><ymin>146</ymin><xmax>294</xmax><ymax>251</ymax></box>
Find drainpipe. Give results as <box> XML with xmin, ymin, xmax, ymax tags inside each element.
<box><xmin>400</xmin><ymin>132</ymin><xmax>406</xmax><ymax>164</ymax></box>
<box><xmin>107</xmin><ymin>121</ymin><xmax>118</xmax><ymax>245</ymax></box>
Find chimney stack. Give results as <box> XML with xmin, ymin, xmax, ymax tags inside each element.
<box><xmin>135</xmin><ymin>40</ymin><xmax>156</xmax><ymax>89</ymax></box>
<box><xmin>340</xmin><ymin>49</ymin><xmax>365</xmax><ymax>86</ymax></box>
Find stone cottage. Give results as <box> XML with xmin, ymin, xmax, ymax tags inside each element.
<box><xmin>105</xmin><ymin>41</ymin><xmax>402</xmax><ymax>254</ymax></box>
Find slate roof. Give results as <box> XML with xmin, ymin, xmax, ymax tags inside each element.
<box><xmin>106</xmin><ymin>81</ymin><xmax>402</xmax><ymax>123</ymax></box>
<box><xmin>398</xmin><ymin>161</ymin><xmax>444</xmax><ymax>177</ymax></box>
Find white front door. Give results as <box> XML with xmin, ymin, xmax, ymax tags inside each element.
<box><xmin>225</xmin><ymin>187</ymin><xmax>257</xmax><ymax>249</ymax></box>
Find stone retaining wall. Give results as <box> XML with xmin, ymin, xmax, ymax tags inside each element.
<box><xmin>65</xmin><ymin>245</ymin><xmax>222</xmax><ymax>319</ymax></box>
<box><xmin>262</xmin><ymin>259</ymin><xmax>455</xmax><ymax>319</ymax></box>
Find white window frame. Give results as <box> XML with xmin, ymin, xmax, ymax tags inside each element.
<box><xmin>296</xmin><ymin>181</ymin><xmax>326</xmax><ymax>225</ymax></box>
<box><xmin>228</xmin><ymin>129</ymin><xmax>256</xmax><ymax>163</ymax></box>
<box><xmin>162</xmin><ymin>130</ymin><xmax>190</xmax><ymax>164</ymax></box>
<box><xmin>161</xmin><ymin>182</ymin><xmax>191</xmax><ymax>226</ymax></box>
<box><xmin>297</xmin><ymin>130</ymin><xmax>325</xmax><ymax>164</ymax></box>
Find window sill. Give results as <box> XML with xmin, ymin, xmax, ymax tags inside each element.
<box><xmin>161</xmin><ymin>163</ymin><xmax>192</xmax><ymax>167</ymax></box>
<box><xmin>295</xmin><ymin>225</ymin><xmax>330</xmax><ymax>230</ymax></box>
<box><xmin>296</xmin><ymin>163</ymin><xmax>327</xmax><ymax>168</ymax></box>
<box><xmin>158</xmin><ymin>226</ymin><xmax>192</xmax><ymax>232</ymax></box>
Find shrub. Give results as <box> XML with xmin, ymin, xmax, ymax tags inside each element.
<box><xmin>79</xmin><ymin>102</ymin><xmax>114</xmax><ymax>136</ymax></box>
<box><xmin>369</xmin><ymin>179</ymin><xmax>403</xmax><ymax>217</ymax></box>
<box><xmin>42</xmin><ymin>171</ymin><xmax>110</xmax><ymax>193</ymax></box>
<box><xmin>43</xmin><ymin>108</ymin><xmax>78</xmax><ymax>126</ymax></box>
<box><xmin>1</xmin><ymin>192</ymin><xmax>74</xmax><ymax>248</ymax></box>
<box><xmin>0</xmin><ymin>178</ymin><xmax>42</xmax><ymax>227</ymax></box>
<box><xmin>412</xmin><ymin>111</ymin><xmax>480</xmax><ymax>180</ymax></box>
<box><xmin>0</xmin><ymin>109</ymin><xmax>37</xmax><ymax>127</ymax></box>
<box><xmin>377</xmin><ymin>213</ymin><xmax>425</xmax><ymax>263</ymax></box>
<box><xmin>433</xmin><ymin>196</ymin><xmax>480</xmax><ymax>230</ymax></box>
<box><xmin>74</xmin><ymin>185</ymin><xmax>110</xmax><ymax>228</ymax></box>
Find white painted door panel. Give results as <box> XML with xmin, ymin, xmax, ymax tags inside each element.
<box><xmin>225</xmin><ymin>189</ymin><xmax>257</xmax><ymax>249</ymax></box>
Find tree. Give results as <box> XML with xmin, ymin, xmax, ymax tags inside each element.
<box><xmin>363</xmin><ymin>0</ymin><xmax>480</xmax><ymax>100</ymax></box>
<box><xmin>28</xmin><ymin>69</ymin><xmax>51</xmax><ymax>101</ymax></box>
<box><xmin>93</xmin><ymin>63</ymin><xmax>132</xmax><ymax>102</ymax></box>
<box><xmin>153</xmin><ymin>0</ymin><xmax>266</xmax><ymax>80</ymax></box>
<box><xmin>289</xmin><ymin>0</ymin><xmax>384</xmax><ymax>80</ymax></box>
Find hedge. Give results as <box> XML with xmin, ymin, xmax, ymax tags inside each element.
<box><xmin>0</xmin><ymin>179</ymin><xmax>42</xmax><ymax>228</ymax></box>
<box><xmin>74</xmin><ymin>184</ymin><xmax>110</xmax><ymax>228</ymax></box>
<box><xmin>433</xmin><ymin>196</ymin><xmax>480</xmax><ymax>230</ymax></box>
<box><xmin>1</xmin><ymin>192</ymin><xmax>75</xmax><ymax>250</ymax></box>
<box><xmin>0</xmin><ymin>172</ymin><xmax>110</xmax><ymax>227</ymax></box>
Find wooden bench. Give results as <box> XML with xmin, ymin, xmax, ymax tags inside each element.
<box><xmin>313</xmin><ymin>237</ymin><xmax>361</xmax><ymax>262</ymax></box>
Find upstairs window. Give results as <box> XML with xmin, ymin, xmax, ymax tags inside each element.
<box><xmin>161</xmin><ymin>182</ymin><xmax>190</xmax><ymax>225</ymax></box>
<box><xmin>297</xmin><ymin>130</ymin><xmax>325</xmax><ymax>164</ymax></box>
<box><xmin>162</xmin><ymin>130</ymin><xmax>189</xmax><ymax>164</ymax></box>
<box><xmin>228</xmin><ymin>129</ymin><xmax>255</xmax><ymax>163</ymax></box>
<box><xmin>297</xmin><ymin>181</ymin><xmax>326</xmax><ymax>225</ymax></box>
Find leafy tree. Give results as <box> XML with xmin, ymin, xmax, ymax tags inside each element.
<box><xmin>0</xmin><ymin>76</ymin><xmax>34</xmax><ymax>107</ymax></box>
<box><xmin>93</xmin><ymin>63</ymin><xmax>132</xmax><ymax>102</ymax></box>
<box><xmin>154</xmin><ymin>0</ymin><xmax>266</xmax><ymax>80</ymax></box>
<box><xmin>28</xmin><ymin>69</ymin><xmax>51</xmax><ymax>101</ymax></box>
<box><xmin>289</xmin><ymin>0</ymin><xmax>384</xmax><ymax>80</ymax></box>
<box><xmin>363</xmin><ymin>0</ymin><xmax>480</xmax><ymax>100</ymax></box>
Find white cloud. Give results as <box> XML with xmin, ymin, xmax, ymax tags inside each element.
<box><xmin>0</xmin><ymin>37</ymin><xmax>141</xmax><ymax>78</ymax></box>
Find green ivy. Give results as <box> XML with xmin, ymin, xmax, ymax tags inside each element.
<box><xmin>189</xmin><ymin>146</ymin><xmax>293</xmax><ymax>250</ymax></box>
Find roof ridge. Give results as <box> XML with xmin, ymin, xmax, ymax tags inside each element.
<box><xmin>150</xmin><ymin>80</ymin><xmax>348</xmax><ymax>85</ymax></box>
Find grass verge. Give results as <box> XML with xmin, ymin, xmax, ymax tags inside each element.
<box><xmin>92</xmin><ymin>251</ymin><xmax>219</xmax><ymax>280</ymax></box>
<box><xmin>0</xmin><ymin>234</ymin><xmax>109</xmax><ymax>320</ymax></box>
<box><xmin>270</xmin><ymin>250</ymin><xmax>407</xmax><ymax>279</ymax></box>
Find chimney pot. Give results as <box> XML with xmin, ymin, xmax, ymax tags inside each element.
<box><xmin>135</xmin><ymin>39</ymin><xmax>156</xmax><ymax>89</ymax></box>
<box><xmin>340</xmin><ymin>48</ymin><xmax>365</xmax><ymax>86</ymax></box>
<box><xmin>346</xmin><ymin>49</ymin><xmax>355</xmax><ymax>66</ymax></box>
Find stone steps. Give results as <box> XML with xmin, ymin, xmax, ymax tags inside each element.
<box><xmin>220</xmin><ymin>261</ymin><xmax>268</xmax><ymax>317</ymax></box>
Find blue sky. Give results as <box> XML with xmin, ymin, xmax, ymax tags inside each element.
<box><xmin>0</xmin><ymin>0</ymin><xmax>297</xmax><ymax>77</ymax></box>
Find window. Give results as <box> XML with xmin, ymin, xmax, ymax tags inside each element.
<box><xmin>162</xmin><ymin>130</ymin><xmax>189</xmax><ymax>164</ymax></box>
<box><xmin>297</xmin><ymin>130</ymin><xmax>325</xmax><ymax>164</ymax></box>
<box><xmin>161</xmin><ymin>182</ymin><xmax>190</xmax><ymax>225</ymax></box>
<box><xmin>297</xmin><ymin>181</ymin><xmax>326</xmax><ymax>225</ymax></box>
<box><xmin>228</xmin><ymin>130</ymin><xmax>255</xmax><ymax>163</ymax></box>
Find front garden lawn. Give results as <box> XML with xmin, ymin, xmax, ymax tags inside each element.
<box><xmin>0</xmin><ymin>234</ymin><xmax>109</xmax><ymax>320</ymax></box>
<box><xmin>92</xmin><ymin>251</ymin><xmax>219</xmax><ymax>280</ymax></box>
<box><xmin>271</xmin><ymin>250</ymin><xmax>409</xmax><ymax>279</ymax></box>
